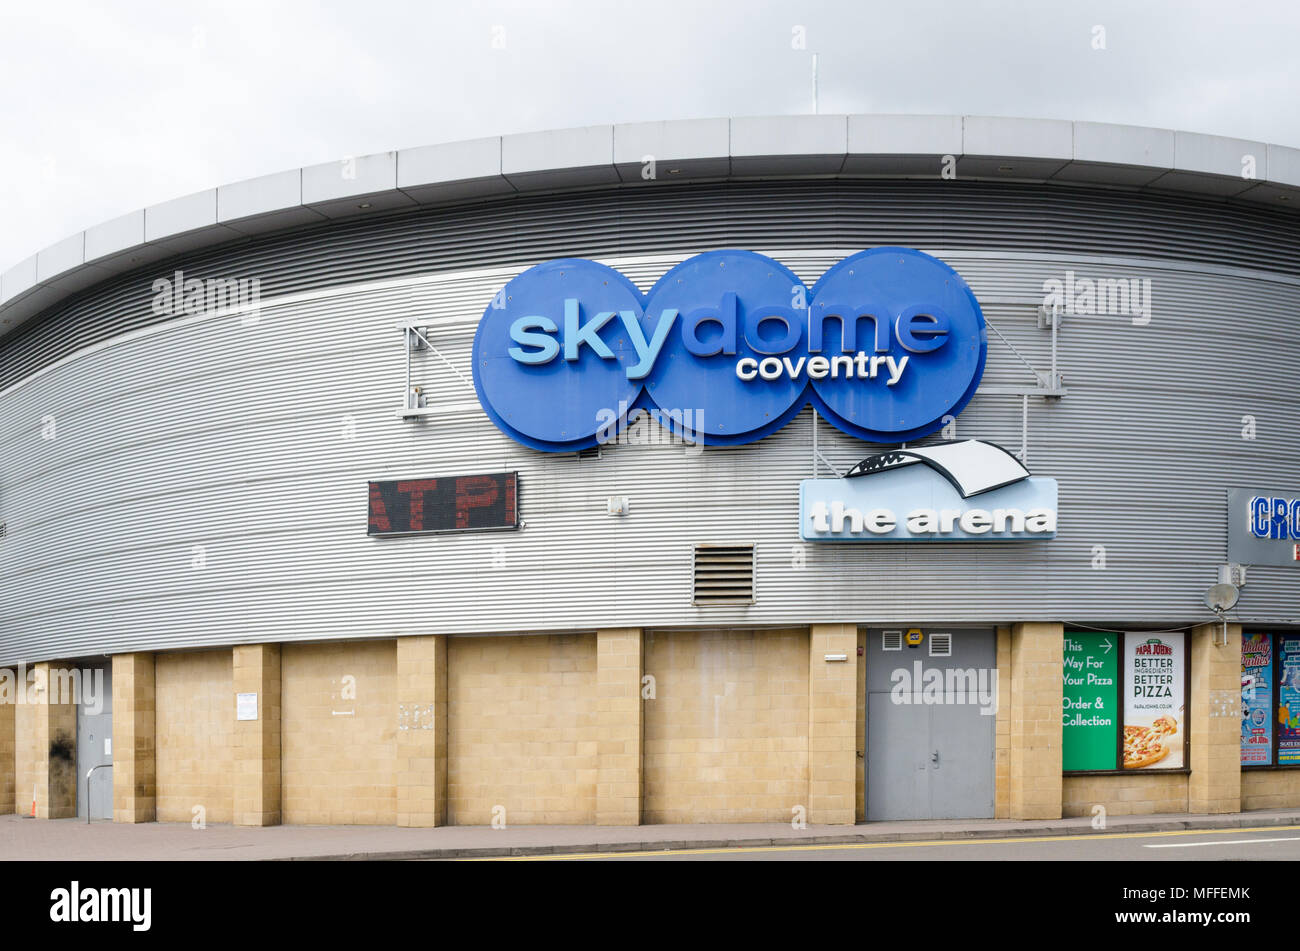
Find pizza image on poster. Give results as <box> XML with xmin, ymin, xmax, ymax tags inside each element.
<box><xmin>1123</xmin><ymin>633</ymin><xmax>1184</xmax><ymax>769</ymax></box>
<box><xmin>1123</xmin><ymin>716</ymin><xmax>1179</xmax><ymax>769</ymax></box>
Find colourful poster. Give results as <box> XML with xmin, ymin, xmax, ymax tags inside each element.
<box><xmin>1063</xmin><ymin>632</ymin><xmax>1119</xmax><ymax>771</ymax></box>
<box><xmin>1123</xmin><ymin>632</ymin><xmax>1184</xmax><ymax>769</ymax></box>
<box><xmin>1279</xmin><ymin>636</ymin><xmax>1300</xmax><ymax>765</ymax></box>
<box><xmin>1241</xmin><ymin>633</ymin><xmax>1273</xmax><ymax>766</ymax></box>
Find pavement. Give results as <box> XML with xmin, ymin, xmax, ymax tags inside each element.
<box><xmin>3</xmin><ymin>807</ymin><xmax>1300</xmax><ymax>860</ymax></box>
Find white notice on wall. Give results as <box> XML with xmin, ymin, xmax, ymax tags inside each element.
<box><xmin>236</xmin><ymin>692</ymin><xmax>258</xmax><ymax>721</ymax></box>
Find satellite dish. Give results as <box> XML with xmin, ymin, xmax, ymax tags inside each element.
<box><xmin>1204</xmin><ymin>583</ymin><xmax>1240</xmax><ymax>612</ymax></box>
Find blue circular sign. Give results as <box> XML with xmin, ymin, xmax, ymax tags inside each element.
<box><xmin>472</xmin><ymin>258</ymin><xmax>645</xmax><ymax>451</ymax></box>
<box><xmin>471</xmin><ymin>248</ymin><xmax>987</xmax><ymax>452</ymax></box>
<box><xmin>641</xmin><ymin>250</ymin><xmax>809</xmax><ymax>445</ymax></box>
<box><xmin>807</xmin><ymin>248</ymin><xmax>986</xmax><ymax>442</ymax></box>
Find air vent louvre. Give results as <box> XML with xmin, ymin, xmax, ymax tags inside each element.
<box><xmin>930</xmin><ymin>632</ymin><xmax>953</xmax><ymax>657</ymax></box>
<box><xmin>0</xmin><ymin>522</ymin><xmax>6</xmax><ymax>540</ymax></box>
<box><xmin>882</xmin><ymin>630</ymin><xmax>903</xmax><ymax>651</ymax></box>
<box><xmin>692</xmin><ymin>544</ymin><xmax>755</xmax><ymax>604</ymax></box>
<box><xmin>575</xmin><ymin>446</ymin><xmax>602</xmax><ymax>461</ymax></box>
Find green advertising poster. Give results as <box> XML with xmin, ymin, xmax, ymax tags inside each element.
<box><xmin>1063</xmin><ymin>631</ymin><xmax>1119</xmax><ymax>770</ymax></box>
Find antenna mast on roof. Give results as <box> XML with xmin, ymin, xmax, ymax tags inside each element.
<box><xmin>812</xmin><ymin>53</ymin><xmax>819</xmax><ymax>114</ymax></box>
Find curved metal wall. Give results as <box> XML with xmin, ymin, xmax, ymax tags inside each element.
<box><xmin>6</xmin><ymin>178</ymin><xmax>1300</xmax><ymax>392</ymax></box>
<box><xmin>2</xmin><ymin>181</ymin><xmax>1299</xmax><ymax>665</ymax></box>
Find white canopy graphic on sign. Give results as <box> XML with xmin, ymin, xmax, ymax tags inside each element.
<box><xmin>845</xmin><ymin>439</ymin><xmax>1031</xmax><ymax>498</ymax></box>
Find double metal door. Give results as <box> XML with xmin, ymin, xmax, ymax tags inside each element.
<box><xmin>865</xmin><ymin>628</ymin><xmax>995</xmax><ymax>821</ymax></box>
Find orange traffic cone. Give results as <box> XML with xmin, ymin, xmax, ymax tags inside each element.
<box><xmin>25</xmin><ymin>785</ymin><xmax>36</xmax><ymax>818</ymax></box>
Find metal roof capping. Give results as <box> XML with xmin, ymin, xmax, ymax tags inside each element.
<box><xmin>4</xmin><ymin>114</ymin><xmax>1299</xmax><ymax>342</ymax></box>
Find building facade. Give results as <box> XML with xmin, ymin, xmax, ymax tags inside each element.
<box><xmin>1</xmin><ymin>115</ymin><xmax>1298</xmax><ymax>828</ymax></box>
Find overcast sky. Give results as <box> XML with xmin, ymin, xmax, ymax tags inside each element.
<box><xmin>3</xmin><ymin>0</ymin><xmax>1299</xmax><ymax>272</ymax></box>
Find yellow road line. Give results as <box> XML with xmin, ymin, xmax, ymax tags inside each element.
<box><xmin>464</xmin><ymin>824</ymin><xmax>1300</xmax><ymax>861</ymax></box>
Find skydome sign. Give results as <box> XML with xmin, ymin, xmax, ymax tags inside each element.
<box><xmin>472</xmin><ymin>247</ymin><xmax>987</xmax><ymax>452</ymax></box>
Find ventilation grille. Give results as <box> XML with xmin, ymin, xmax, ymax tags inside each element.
<box><xmin>0</xmin><ymin>521</ymin><xmax>6</xmax><ymax>540</ymax></box>
<box><xmin>692</xmin><ymin>544</ymin><xmax>755</xmax><ymax>604</ymax></box>
<box><xmin>574</xmin><ymin>446</ymin><xmax>602</xmax><ymax>461</ymax></box>
<box><xmin>929</xmin><ymin>632</ymin><xmax>953</xmax><ymax>657</ymax></box>
<box><xmin>882</xmin><ymin>630</ymin><xmax>903</xmax><ymax>651</ymax></box>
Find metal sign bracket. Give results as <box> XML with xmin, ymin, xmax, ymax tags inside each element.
<box><xmin>395</xmin><ymin>323</ymin><xmax>476</xmax><ymax>420</ymax></box>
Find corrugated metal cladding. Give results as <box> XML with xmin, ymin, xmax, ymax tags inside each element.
<box><xmin>1</xmin><ymin>180</ymin><xmax>1300</xmax><ymax>665</ymax></box>
<box><xmin>6</xmin><ymin>177</ymin><xmax>1300</xmax><ymax>392</ymax></box>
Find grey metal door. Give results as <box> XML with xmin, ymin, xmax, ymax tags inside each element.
<box><xmin>928</xmin><ymin>700</ymin><xmax>995</xmax><ymax>818</ymax></box>
<box><xmin>75</xmin><ymin>664</ymin><xmax>113</xmax><ymax>820</ymax></box>
<box><xmin>865</xmin><ymin>628</ymin><xmax>996</xmax><ymax>820</ymax></box>
<box><xmin>866</xmin><ymin>694</ymin><xmax>931</xmax><ymax>819</ymax></box>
